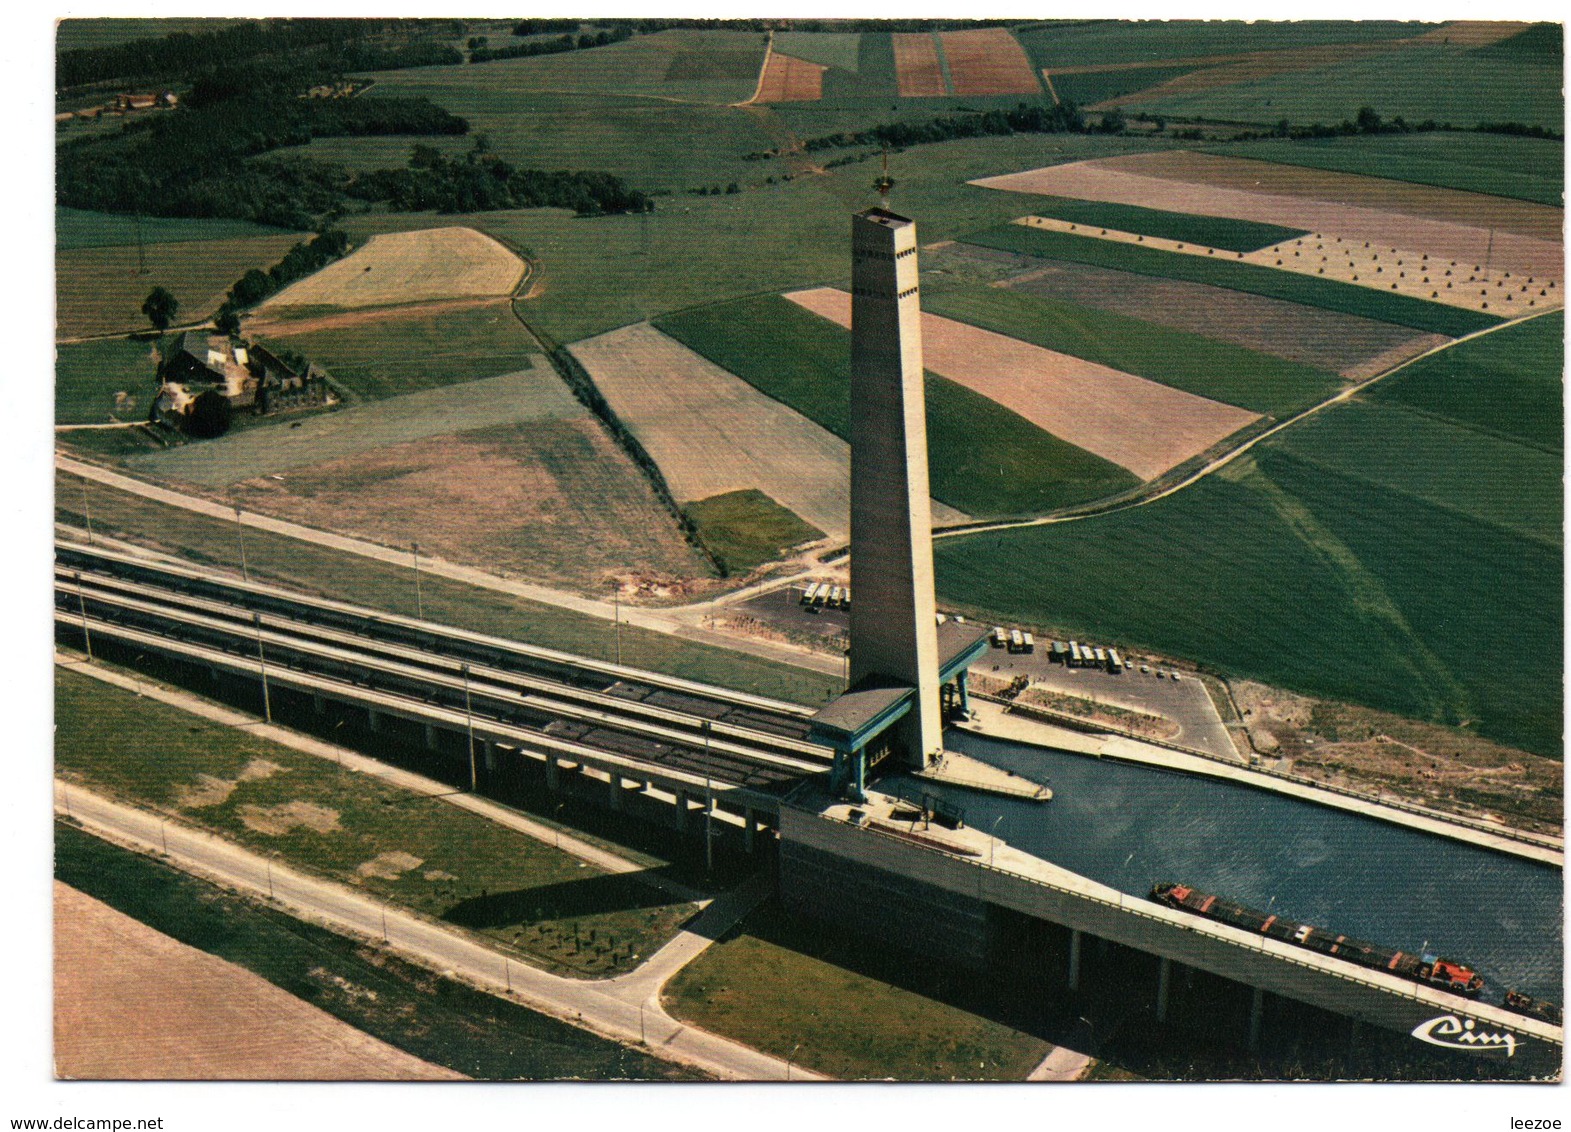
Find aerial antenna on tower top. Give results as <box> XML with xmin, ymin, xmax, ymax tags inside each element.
<box><xmin>873</xmin><ymin>146</ymin><xmax>895</xmax><ymax>209</ymax></box>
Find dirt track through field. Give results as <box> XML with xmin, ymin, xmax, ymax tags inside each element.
<box><xmin>756</xmin><ymin>51</ymin><xmax>826</xmax><ymax>101</ymax></box>
<box><xmin>54</xmin><ymin>882</ymin><xmax>462</xmax><ymax>1080</ymax></box>
<box><xmin>973</xmin><ymin>157</ymin><xmax>1563</xmax><ymax>279</ymax></box>
<box><xmin>260</xmin><ymin>227</ymin><xmax>526</xmax><ymax>312</ymax></box>
<box><xmin>940</xmin><ymin>28</ymin><xmax>1041</xmax><ymax>95</ymax></box>
<box><xmin>943</xmin><ymin>244</ymin><xmax>1445</xmax><ymax>377</ymax></box>
<box><xmin>570</xmin><ymin>322</ymin><xmax>967</xmax><ymax>540</ymax></box>
<box><xmin>787</xmin><ymin>287</ymin><xmax>1258</xmax><ymax>481</ymax></box>
<box><xmin>892</xmin><ymin>32</ymin><xmax>948</xmax><ymax>96</ymax></box>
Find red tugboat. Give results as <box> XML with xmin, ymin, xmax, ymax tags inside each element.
<box><xmin>1150</xmin><ymin>882</ymin><xmax>1485</xmax><ymax>998</ymax></box>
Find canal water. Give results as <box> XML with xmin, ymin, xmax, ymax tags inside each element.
<box><xmin>883</xmin><ymin>729</ymin><xmax>1563</xmax><ymax>1003</ymax></box>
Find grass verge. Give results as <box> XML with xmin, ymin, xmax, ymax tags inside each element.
<box><xmin>663</xmin><ymin>902</ymin><xmax>1050</xmax><ymax>1080</ymax></box>
<box><xmin>56</xmin><ymin>667</ymin><xmax>698</xmax><ymax>978</ymax></box>
<box><xmin>683</xmin><ymin>489</ymin><xmax>825</xmax><ymax>575</ymax></box>
<box><xmin>55</xmin><ymin>822</ymin><xmax>702</xmax><ymax>1080</ymax></box>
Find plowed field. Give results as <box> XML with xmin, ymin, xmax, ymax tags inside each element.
<box><xmin>756</xmin><ymin>51</ymin><xmax>826</xmax><ymax>102</ymax></box>
<box><xmin>54</xmin><ymin>883</ymin><xmax>461</xmax><ymax>1080</ymax></box>
<box><xmin>259</xmin><ymin>227</ymin><xmax>526</xmax><ymax>313</ymax></box>
<box><xmin>892</xmin><ymin>32</ymin><xmax>947</xmax><ymax>96</ymax></box>
<box><xmin>786</xmin><ymin>287</ymin><xmax>1258</xmax><ymax>480</ymax></box>
<box><xmin>940</xmin><ymin>28</ymin><xmax>1041</xmax><ymax>95</ymax></box>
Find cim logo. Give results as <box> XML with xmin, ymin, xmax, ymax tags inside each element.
<box><xmin>1411</xmin><ymin>1014</ymin><xmax>1518</xmax><ymax>1057</ymax></box>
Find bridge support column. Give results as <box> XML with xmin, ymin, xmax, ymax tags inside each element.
<box><xmin>676</xmin><ymin>792</ymin><xmax>691</xmax><ymax>832</ymax></box>
<box><xmin>1248</xmin><ymin>987</ymin><xmax>1264</xmax><ymax>1050</ymax></box>
<box><xmin>312</xmin><ymin>691</ymin><xmax>324</xmax><ymax>714</ymax></box>
<box><xmin>607</xmin><ymin>774</ymin><xmax>622</xmax><ymax>811</ymax></box>
<box><xmin>367</xmin><ymin>708</ymin><xmax>380</xmax><ymax>733</ymax></box>
<box><xmin>545</xmin><ymin>755</ymin><xmax>559</xmax><ymax>791</ymax></box>
<box><xmin>743</xmin><ymin>809</ymin><xmax>756</xmax><ymax>854</ymax></box>
<box><xmin>1067</xmin><ymin>929</ymin><xmax>1082</xmax><ymax>992</ymax></box>
<box><xmin>423</xmin><ymin>722</ymin><xmax>436</xmax><ymax>750</ymax></box>
<box><xmin>482</xmin><ymin>739</ymin><xmax>496</xmax><ymax>774</ymax></box>
<box><xmin>1156</xmin><ymin>957</ymin><xmax>1172</xmax><ymax>1023</ymax></box>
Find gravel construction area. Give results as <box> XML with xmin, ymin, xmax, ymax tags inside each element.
<box><xmin>939</xmin><ymin>28</ymin><xmax>1042</xmax><ymax>95</ymax></box>
<box><xmin>53</xmin><ymin>882</ymin><xmax>462</xmax><ymax>1080</ymax></box>
<box><xmin>934</xmin><ymin>244</ymin><xmax>1444</xmax><ymax>378</ymax></box>
<box><xmin>572</xmin><ymin>322</ymin><xmax>965</xmax><ymax>541</ymax></box>
<box><xmin>973</xmin><ymin>156</ymin><xmax>1562</xmax><ymax>280</ymax></box>
<box><xmin>892</xmin><ymin>32</ymin><xmax>948</xmax><ymax>96</ymax></box>
<box><xmin>259</xmin><ymin>227</ymin><xmax>526</xmax><ymax>312</ymax></box>
<box><xmin>786</xmin><ymin>287</ymin><xmax>1258</xmax><ymax>481</ymax></box>
<box><xmin>129</xmin><ymin>370</ymin><xmax>579</xmax><ymax>487</ymax></box>
<box><xmin>756</xmin><ymin>51</ymin><xmax>826</xmax><ymax>101</ymax></box>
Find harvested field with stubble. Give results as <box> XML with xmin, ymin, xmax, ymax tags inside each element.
<box><xmin>892</xmin><ymin>32</ymin><xmax>948</xmax><ymax>96</ymax></box>
<box><xmin>226</xmin><ymin>416</ymin><xmax>713</xmax><ymax>590</ymax></box>
<box><xmin>786</xmin><ymin>287</ymin><xmax>1257</xmax><ymax>481</ymax></box>
<box><xmin>258</xmin><ymin>227</ymin><xmax>525</xmax><ymax>314</ymax></box>
<box><xmin>756</xmin><ymin>51</ymin><xmax>827</xmax><ymax>102</ymax></box>
<box><xmin>54</xmin><ymin>882</ymin><xmax>463</xmax><ymax>1081</ymax></box>
<box><xmin>568</xmin><ymin>322</ymin><xmax>968</xmax><ymax>540</ymax></box>
<box><xmin>939</xmin><ymin>28</ymin><xmax>1041</xmax><ymax>95</ymax></box>
<box><xmin>973</xmin><ymin>154</ymin><xmax>1562</xmax><ymax>281</ymax></box>
<box><xmin>935</xmin><ymin>244</ymin><xmax>1441</xmax><ymax>378</ymax></box>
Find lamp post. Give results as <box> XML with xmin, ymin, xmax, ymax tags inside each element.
<box><xmin>234</xmin><ymin>506</ymin><xmax>249</xmax><ymax>582</ymax></box>
<box><xmin>786</xmin><ymin>1041</ymin><xmax>801</xmax><ymax>1081</ymax></box>
<box><xmin>80</xmin><ymin>480</ymin><xmax>94</xmax><ymax>544</ymax></box>
<box><xmin>72</xmin><ymin>573</ymin><xmax>93</xmax><ymax>662</ymax></box>
<box><xmin>411</xmin><ymin>542</ymin><xmax>423</xmax><ymax>620</ymax></box>
<box><xmin>462</xmin><ymin>663</ymin><xmax>477</xmax><ymax>792</ymax></box>
<box><xmin>612</xmin><ymin>582</ymin><xmax>622</xmax><ymax>666</ymax></box>
<box><xmin>253</xmin><ymin>612</ymin><xmax>271</xmax><ymax>723</ymax></box>
<box><xmin>703</xmin><ymin>721</ymin><xmax>714</xmax><ymax>874</ymax></box>
<box><xmin>990</xmin><ymin>815</ymin><xmax>1004</xmax><ymax>868</ymax></box>
<box><xmin>639</xmin><ymin>1000</ymin><xmax>647</xmax><ymax>1045</ymax></box>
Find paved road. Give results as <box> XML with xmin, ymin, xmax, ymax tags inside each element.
<box><xmin>57</xmin><ymin>454</ymin><xmax>842</xmax><ymax>680</ymax></box>
<box><xmin>55</xmin><ymin>781</ymin><xmax>823</xmax><ymax>1081</ymax></box>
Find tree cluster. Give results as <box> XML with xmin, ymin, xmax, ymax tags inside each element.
<box><xmin>750</xmin><ymin>101</ymin><xmax>1086</xmax><ymax>160</ymax></box>
<box><xmin>349</xmin><ymin>141</ymin><xmax>652</xmax><ymax>216</ymax></box>
<box><xmin>472</xmin><ymin>26</ymin><xmax>632</xmax><ymax>63</ymax></box>
<box><xmin>212</xmin><ymin>229</ymin><xmax>353</xmax><ymax>332</ymax></box>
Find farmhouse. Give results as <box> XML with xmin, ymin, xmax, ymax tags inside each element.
<box><xmin>154</xmin><ymin>333</ymin><xmax>331</xmax><ymax>428</ymax></box>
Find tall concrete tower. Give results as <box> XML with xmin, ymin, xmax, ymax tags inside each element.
<box><xmin>847</xmin><ymin>208</ymin><xmax>944</xmax><ymax>769</ymax></box>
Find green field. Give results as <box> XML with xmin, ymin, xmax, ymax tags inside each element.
<box><xmin>56</xmin><ymin>667</ymin><xmax>698</xmax><ymax>977</ymax></box>
<box><xmin>1015</xmin><ymin>195</ymin><xmax>1308</xmax><ymax>253</ymax></box>
<box><xmin>1203</xmin><ymin>133</ymin><xmax>1566</xmax><ymax>207</ymax></box>
<box><xmin>1047</xmin><ymin>65</ymin><xmax>1198</xmax><ymax>108</ymax></box>
<box><xmin>920</xmin><ymin>283</ymin><xmax>1342</xmax><ymax>415</ymax></box>
<box><xmin>57</xmin><ymin>233</ymin><xmax>308</xmax><ymax>340</ymax></box>
<box><xmin>684</xmin><ymin>489</ymin><xmax>825</xmax><ymax>575</ymax></box>
<box><xmin>1136</xmin><ymin>44</ymin><xmax>1564</xmax><ymax>131</ymax></box>
<box><xmin>364</xmin><ymin>28</ymin><xmax>767</xmax><ymax>106</ymax></box>
<box><xmin>819</xmin><ymin>30</ymin><xmax>898</xmax><ymax>103</ymax></box>
<box><xmin>55</xmin><ymin>337</ymin><xmax>161</xmax><ymax>425</ymax></box>
<box><xmin>255</xmin><ymin>304</ymin><xmax>543</xmax><ymax>401</ymax></box>
<box><xmin>654</xmin><ymin>294</ymin><xmax>1140</xmax><ymax>517</ymax></box>
<box><xmin>965</xmin><ymin>224</ymin><xmax>1500</xmax><ymax>337</ymax></box>
<box><xmin>1017</xmin><ymin>20</ymin><xmax>1430</xmax><ymax>69</ymax></box>
<box><xmin>57</xmin><ymin>207</ymin><xmax>293</xmax><ymax>251</ymax></box>
<box><xmin>57</xmin><ymin>470</ymin><xmax>835</xmax><ymax>707</ymax></box>
<box><xmin>934</xmin><ymin>313</ymin><xmax>1563</xmax><ymax>757</ymax></box>
<box><xmin>1370</xmin><ymin>310</ymin><xmax>1563</xmax><ymax>451</ymax></box>
<box><xmin>773</xmin><ymin>30</ymin><xmax>862</xmax><ymax>73</ymax></box>
<box><xmin>1275</xmin><ymin>401</ymin><xmax>1560</xmax><ymax>547</ymax></box>
<box><xmin>55</xmin><ymin>822</ymin><xmax>698</xmax><ymax>1080</ymax></box>
<box><xmin>56</xmin><ymin>16</ymin><xmax>246</xmax><ymax>51</ymax></box>
<box><xmin>664</xmin><ymin>903</ymin><xmax>1050</xmax><ymax>1080</ymax></box>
